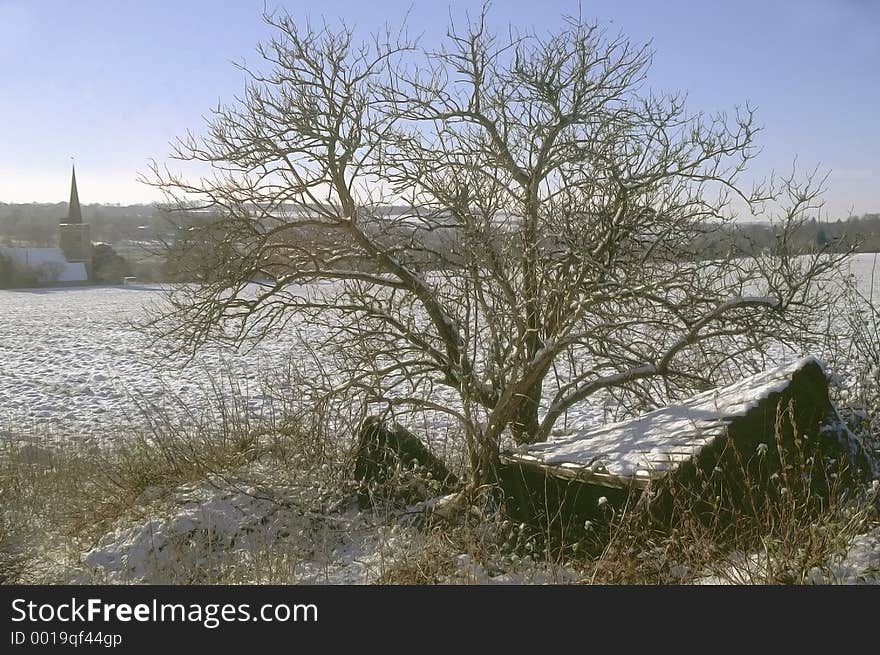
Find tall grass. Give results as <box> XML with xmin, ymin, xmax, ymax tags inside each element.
<box><xmin>587</xmin><ymin>415</ymin><xmax>877</xmax><ymax>584</ymax></box>
<box><xmin>1</xmin><ymin>350</ymin><xmax>878</xmax><ymax>585</ymax></box>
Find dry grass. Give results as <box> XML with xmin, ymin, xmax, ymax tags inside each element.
<box><xmin>0</xmin><ymin>378</ymin><xmax>354</xmax><ymax>583</ymax></box>
<box><xmin>2</xmin><ymin>362</ymin><xmax>877</xmax><ymax>585</ymax></box>
<box><xmin>0</xmin><ymin>473</ymin><xmax>32</xmax><ymax>583</ymax></box>
<box><xmin>3</xmin><ymin>411</ymin><xmax>875</xmax><ymax>584</ymax></box>
<box><xmin>586</xmin><ymin>420</ymin><xmax>878</xmax><ymax>584</ymax></box>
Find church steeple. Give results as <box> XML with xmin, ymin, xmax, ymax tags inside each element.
<box><xmin>58</xmin><ymin>161</ymin><xmax>92</xmax><ymax>280</ymax></box>
<box><xmin>67</xmin><ymin>163</ymin><xmax>82</xmax><ymax>224</ymax></box>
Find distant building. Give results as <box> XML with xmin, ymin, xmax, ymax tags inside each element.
<box><xmin>0</xmin><ymin>165</ymin><xmax>91</xmax><ymax>285</ymax></box>
<box><xmin>0</xmin><ymin>246</ymin><xmax>88</xmax><ymax>284</ymax></box>
<box><xmin>58</xmin><ymin>164</ymin><xmax>93</xmax><ymax>279</ymax></box>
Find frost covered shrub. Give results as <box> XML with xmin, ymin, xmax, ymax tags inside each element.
<box><xmin>374</xmin><ymin>488</ymin><xmax>578</xmax><ymax>584</ymax></box>
<box><xmin>33</xmin><ymin>261</ymin><xmax>63</xmax><ymax>285</ymax></box>
<box><xmin>0</xmin><ymin>253</ymin><xmax>65</xmax><ymax>288</ymax></box>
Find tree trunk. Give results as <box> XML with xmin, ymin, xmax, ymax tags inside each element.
<box><xmin>511</xmin><ymin>381</ymin><xmax>542</xmax><ymax>445</ymax></box>
<box><xmin>466</xmin><ymin>433</ymin><xmax>502</xmax><ymax>494</ymax></box>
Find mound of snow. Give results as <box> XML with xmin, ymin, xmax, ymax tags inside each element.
<box><xmin>82</xmin><ymin>481</ymin><xmax>425</xmax><ymax>584</ymax></box>
<box><xmin>84</xmin><ymin>487</ymin><xmax>286</xmax><ymax>582</ymax></box>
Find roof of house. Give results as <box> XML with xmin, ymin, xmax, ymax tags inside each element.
<box><xmin>505</xmin><ymin>357</ymin><xmax>825</xmax><ymax>486</ymax></box>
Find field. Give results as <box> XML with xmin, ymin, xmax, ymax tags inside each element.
<box><xmin>1</xmin><ymin>254</ymin><xmax>879</xmax><ymax>584</ymax></box>
<box><xmin>0</xmin><ymin>286</ymin><xmax>304</xmax><ymax>443</ymax></box>
<box><xmin>1</xmin><ymin>254</ymin><xmax>878</xmax><ymax>443</ymax></box>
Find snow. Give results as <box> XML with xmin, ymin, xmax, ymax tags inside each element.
<box><xmin>0</xmin><ymin>284</ymin><xmax>594</xmax><ymax>448</ymax></box>
<box><xmin>818</xmin><ymin>526</ymin><xmax>880</xmax><ymax>584</ymax></box>
<box><xmin>0</xmin><ymin>246</ymin><xmax>88</xmax><ymax>283</ymax></box>
<box><xmin>2</xmin><ymin>254</ymin><xmax>878</xmax><ymax>584</ymax></box>
<box><xmin>696</xmin><ymin>524</ymin><xmax>880</xmax><ymax>585</ymax></box>
<box><xmin>0</xmin><ymin>285</ymin><xmax>312</xmax><ymax>442</ymax></box>
<box><xmin>847</xmin><ymin>252</ymin><xmax>880</xmax><ymax>300</ymax></box>
<box><xmin>1</xmin><ymin>254</ymin><xmax>878</xmax><ymax>446</ymax></box>
<box><xmin>513</xmin><ymin>356</ymin><xmax>824</xmax><ymax>479</ymax></box>
<box><xmin>84</xmin><ymin>486</ymin><xmax>286</xmax><ymax>582</ymax></box>
<box><xmin>78</xmin><ymin>477</ymin><xmax>581</xmax><ymax>585</ymax></box>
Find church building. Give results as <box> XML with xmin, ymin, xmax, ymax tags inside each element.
<box><xmin>0</xmin><ymin>165</ymin><xmax>92</xmax><ymax>285</ymax></box>
<box><xmin>58</xmin><ymin>164</ymin><xmax>93</xmax><ymax>279</ymax></box>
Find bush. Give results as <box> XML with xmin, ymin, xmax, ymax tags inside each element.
<box><xmin>92</xmin><ymin>243</ymin><xmax>133</xmax><ymax>284</ymax></box>
<box><xmin>0</xmin><ymin>253</ymin><xmax>40</xmax><ymax>288</ymax></box>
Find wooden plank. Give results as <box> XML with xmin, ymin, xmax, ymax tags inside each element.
<box><xmin>499</xmin><ymin>453</ymin><xmax>655</xmax><ymax>490</ymax></box>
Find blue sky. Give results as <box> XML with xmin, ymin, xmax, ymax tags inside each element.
<box><xmin>0</xmin><ymin>0</ymin><xmax>877</xmax><ymax>217</ymax></box>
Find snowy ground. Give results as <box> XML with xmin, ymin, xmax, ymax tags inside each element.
<box><xmin>2</xmin><ymin>255</ymin><xmax>879</xmax><ymax>584</ymax></box>
<box><xmin>0</xmin><ymin>285</ymin><xmax>308</xmax><ymax>443</ymax></box>
<box><xmin>73</xmin><ymin>463</ymin><xmax>878</xmax><ymax>585</ymax></box>
<box><xmin>75</xmin><ymin>478</ymin><xmax>579</xmax><ymax>585</ymax></box>
<box><xmin>0</xmin><ymin>285</ymin><xmax>607</xmax><ymax>449</ymax></box>
<box><xmin>1</xmin><ymin>255</ymin><xmax>878</xmax><ymax>446</ymax></box>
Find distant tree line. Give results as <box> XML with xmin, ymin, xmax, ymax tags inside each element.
<box><xmin>0</xmin><ymin>202</ymin><xmax>169</xmax><ymax>246</ymax></box>
<box><xmin>687</xmin><ymin>214</ymin><xmax>880</xmax><ymax>258</ymax></box>
<box><xmin>159</xmin><ymin>210</ymin><xmax>880</xmax><ymax>283</ymax></box>
<box><xmin>3</xmin><ymin>202</ymin><xmax>878</xmax><ymax>255</ymax></box>
<box><xmin>2</xmin><ymin>203</ymin><xmax>878</xmax><ymax>285</ymax></box>
<box><xmin>0</xmin><ymin>252</ymin><xmax>63</xmax><ymax>288</ymax></box>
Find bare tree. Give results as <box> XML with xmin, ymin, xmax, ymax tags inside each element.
<box><xmin>142</xmin><ymin>6</ymin><xmax>847</xmax><ymax>487</ymax></box>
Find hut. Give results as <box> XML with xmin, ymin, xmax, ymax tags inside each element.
<box><xmin>498</xmin><ymin>357</ymin><xmax>858</xmax><ymax>545</ymax></box>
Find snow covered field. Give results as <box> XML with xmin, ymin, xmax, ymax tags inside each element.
<box><xmin>852</xmin><ymin>252</ymin><xmax>880</xmax><ymax>297</ymax></box>
<box><xmin>0</xmin><ymin>285</ymin><xmax>306</xmax><ymax>443</ymax></box>
<box><xmin>0</xmin><ymin>254</ymin><xmax>878</xmax><ymax>445</ymax></box>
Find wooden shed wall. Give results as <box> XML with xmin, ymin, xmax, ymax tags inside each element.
<box><xmin>497</xmin><ymin>360</ymin><xmax>839</xmax><ymax>548</ymax></box>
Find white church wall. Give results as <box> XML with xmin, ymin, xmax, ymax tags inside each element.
<box><xmin>0</xmin><ymin>246</ymin><xmax>89</xmax><ymax>284</ymax></box>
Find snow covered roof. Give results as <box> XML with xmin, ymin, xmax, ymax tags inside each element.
<box><xmin>508</xmin><ymin>357</ymin><xmax>826</xmax><ymax>485</ymax></box>
<box><xmin>0</xmin><ymin>246</ymin><xmax>88</xmax><ymax>283</ymax></box>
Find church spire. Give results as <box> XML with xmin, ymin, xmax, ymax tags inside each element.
<box><xmin>67</xmin><ymin>163</ymin><xmax>82</xmax><ymax>224</ymax></box>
